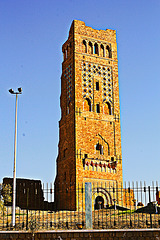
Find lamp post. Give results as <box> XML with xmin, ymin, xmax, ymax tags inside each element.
<box><xmin>9</xmin><ymin>87</ymin><xmax>22</xmax><ymax>227</ymax></box>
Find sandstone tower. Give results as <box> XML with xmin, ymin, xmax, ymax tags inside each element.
<box><xmin>54</xmin><ymin>20</ymin><xmax>123</xmax><ymax>210</ymax></box>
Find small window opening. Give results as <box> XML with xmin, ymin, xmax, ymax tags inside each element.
<box><xmin>84</xmin><ymin>98</ymin><xmax>91</xmax><ymax>112</ymax></box>
<box><xmin>65</xmin><ymin>48</ymin><xmax>68</xmax><ymax>59</ymax></box>
<box><xmin>67</xmin><ymin>106</ymin><xmax>70</xmax><ymax>114</ymax></box>
<box><xmin>88</xmin><ymin>42</ymin><xmax>93</xmax><ymax>54</ymax></box>
<box><xmin>96</xmin><ymin>82</ymin><xmax>99</xmax><ymax>90</ymax></box>
<box><xmin>64</xmin><ymin>148</ymin><xmax>67</xmax><ymax>158</ymax></box>
<box><xmin>106</xmin><ymin>45</ymin><xmax>112</xmax><ymax>58</ymax></box>
<box><xmin>63</xmin><ymin>50</ymin><xmax>65</xmax><ymax>61</ymax></box>
<box><xmin>94</xmin><ymin>43</ymin><xmax>98</xmax><ymax>55</ymax></box>
<box><xmin>111</xmin><ymin>157</ymin><xmax>114</xmax><ymax>162</ymax></box>
<box><xmin>100</xmin><ymin>44</ymin><xmax>105</xmax><ymax>57</ymax></box>
<box><xmin>104</xmin><ymin>102</ymin><xmax>112</xmax><ymax>115</ymax></box>
<box><xmin>96</xmin><ymin>104</ymin><xmax>100</xmax><ymax>113</ymax></box>
<box><xmin>83</xmin><ymin>40</ymin><xmax>87</xmax><ymax>53</ymax></box>
<box><xmin>96</xmin><ymin>143</ymin><xmax>103</xmax><ymax>155</ymax></box>
<box><xmin>67</xmin><ymin>101</ymin><xmax>72</xmax><ymax>115</ymax></box>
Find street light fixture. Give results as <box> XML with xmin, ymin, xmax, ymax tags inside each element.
<box><xmin>8</xmin><ymin>87</ymin><xmax>22</xmax><ymax>227</ymax></box>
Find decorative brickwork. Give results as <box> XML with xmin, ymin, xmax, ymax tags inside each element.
<box><xmin>54</xmin><ymin>20</ymin><xmax>123</xmax><ymax>210</ymax></box>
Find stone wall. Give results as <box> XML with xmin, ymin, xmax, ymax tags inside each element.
<box><xmin>0</xmin><ymin>229</ymin><xmax>160</xmax><ymax>240</ymax></box>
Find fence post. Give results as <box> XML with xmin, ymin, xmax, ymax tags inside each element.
<box><xmin>148</xmin><ymin>186</ymin><xmax>152</xmax><ymax>228</ymax></box>
<box><xmin>85</xmin><ymin>182</ymin><xmax>92</xmax><ymax>229</ymax></box>
<box><xmin>26</xmin><ymin>188</ymin><xmax>29</xmax><ymax>230</ymax></box>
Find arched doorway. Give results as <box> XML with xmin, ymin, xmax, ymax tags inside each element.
<box><xmin>95</xmin><ymin>196</ymin><xmax>104</xmax><ymax>210</ymax></box>
<box><xmin>93</xmin><ymin>187</ymin><xmax>113</xmax><ymax>209</ymax></box>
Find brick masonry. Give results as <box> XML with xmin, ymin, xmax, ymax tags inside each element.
<box><xmin>54</xmin><ymin>20</ymin><xmax>123</xmax><ymax>210</ymax></box>
<box><xmin>0</xmin><ymin>230</ymin><xmax>160</xmax><ymax>240</ymax></box>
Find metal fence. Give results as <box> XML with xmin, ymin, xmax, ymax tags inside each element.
<box><xmin>0</xmin><ymin>181</ymin><xmax>160</xmax><ymax>231</ymax></box>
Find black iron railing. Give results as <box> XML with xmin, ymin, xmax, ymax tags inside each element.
<box><xmin>0</xmin><ymin>181</ymin><xmax>160</xmax><ymax>230</ymax></box>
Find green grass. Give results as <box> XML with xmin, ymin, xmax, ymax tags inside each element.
<box><xmin>113</xmin><ymin>209</ymin><xmax>136</xmax><ymax>216</ymax></box>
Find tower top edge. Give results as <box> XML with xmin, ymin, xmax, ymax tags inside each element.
<box><xmin>71</xmin><ymin>19</ymin><xmax>116</xmax><ymax>32</ymax></box>
<box><xmin>66</xmin><ymin>20</ymin><xmax>116</xmax><ymax>44</ymax></box>
<box><xmin>70</xmin><ymin>19</ymin><xmax>116</xmax><ymax>33</ymax></box>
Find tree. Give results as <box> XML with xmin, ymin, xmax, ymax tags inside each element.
<box><xmin>0</xmin><ymin>183</ymin><xmax>12</xmax><ymax>214</ymax></box>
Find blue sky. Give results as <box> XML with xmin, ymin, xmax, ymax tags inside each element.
<box><xmin>0</xmin><ymin>0</ymin><xmax>160</xmax><ymax>183</ymax></box>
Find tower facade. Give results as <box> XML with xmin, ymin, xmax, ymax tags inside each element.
<box><xmin>54</xmin><ymin>20</ymin><xmax>123</xmax><ymax>210</ymax></box>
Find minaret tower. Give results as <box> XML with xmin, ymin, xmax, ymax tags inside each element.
<box><xmin>54</xmin><ymin>20</ymin><xmax>123</xmax><ymax>210</ymax></box>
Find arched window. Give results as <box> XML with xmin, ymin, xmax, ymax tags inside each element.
<box><xmin>88</xmin><ymin>42</ymin><xmax>93</xmax><ymax>54</ymax></box>
<box><xmin>96</xmin><ymin>143</ymin><xmax>103</xmax><ymax>155</ymax></box>
<box><xmin>94</xmin><ymin>43</ymin><xmax>98</xmax><ymax>55</ymax></box>
<box><xmin>84</xmin><ymin>98</ymin><xmax>91</xmax><ymax>111</ymax></box>
<box><xmin>104</xmin><ymin>102</ymin><xmax>112</xmax><ymax>115</ymax></box>
<box><xmin>106</xmin><ymin>45</ymin><xmax>112</xmax><ymax>58</ymax></box>
<box><xmin>82</xmin><ymin>40</ymin><xmax>87</xmax><ymax>53</ymax></box>
<box><xmin>100</xmin><ymin>44</ymin><xmax>105</xmax><ymax>57</ymax></box>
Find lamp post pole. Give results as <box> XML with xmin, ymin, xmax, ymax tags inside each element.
<box><xmin>9</xmin><ymin>88</ymin><xmax>22</xmax><ymax>227</ymax></box>
<box><xmin>12</xmin><ymin>93</ymin><xmax>18</xmax><ymax>227</ymax></box>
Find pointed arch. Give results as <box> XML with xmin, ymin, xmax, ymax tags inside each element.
<box><xmin>88</xmin><ymin>41</ymin><xmax>93</xmax><ymax>54</ymax></box>
<box><xmin>106</xmin><ymin>45</ymin><xmax>112</xmax><ymax>58</ymax></box>
<box><xmin>93</xmin><ymin>187</ymin><xmax>113</xmax><ymax>208</ymax></box>
<box><xmin>94</xmin><ymin>43</ymin><xmax>99</xmax><ymax>55</ymax></box>
<box><xmin>82</xmin><ymin>40</ymin><xmax>87</xmax><ymax>53</ymax></box>
<box><xmin>84</xmin><ymin>98</ymin><xmax>91</xmax><ymax>112</ymax></box>
<box><xmin>104</xmin><ymin>102</ymin><xmax>112</xmax><ymax>115</ymax></box>
<box><xmin>100</xmin><ymin>44</ymin><xmax>105</xmax><ymax>57</ymax></box>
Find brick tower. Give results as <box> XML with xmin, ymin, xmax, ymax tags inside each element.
<box><xmin>54</xmin><ymin>20</ymin><xmax>123</xmax><ymax>210</ymax></box>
